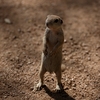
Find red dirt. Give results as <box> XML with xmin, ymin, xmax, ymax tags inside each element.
<box><xmin>0</xmin><ymin>0</ymin><xmax>100</xmax><ymax>100</ymax></box>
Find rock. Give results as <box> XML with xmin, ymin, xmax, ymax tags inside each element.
<box><xmin>14</xmin><ymin>44</ymin><xmax>17</xmax><ymax>47</ymax></box>
<box><xmin>4</xmin><ymin>18</ymin><xmax>12</xmax><ymax>24</ymax></box>
<box><xmin>67</xmin><ymin>80</ymin><xmax>72</xmax><ymax>85</ymax></box>
<box><xmin>85</xmin><ymin>50</ymin><xmax>90</xmax><ymax>54</ymax></box>
<box><xmin>70</xmin><ymin>60</ymin><xmax>75</xmax><ymax>64</ymax></box>
<box><xmin>71</xmin><ymin>78</ymin><xmax>74</xmax><ymax>81</ymax></box>
<box><xmin>61</xmin><ymin>64</ymin><xmax>66</xmax><ymax>72</ymax></box>
<box><xmin>72</xmin><ymin>87</ymin><xmax>76</xmax><ymax>90</ymax></box>
<box><xmin>96</xmin><ymin>44</ymin><xmax>100</xmax><ymax>49</ymax></box>
<box><xmin>27</xmin><ymin>28</ymin><xmax>31</xmax><ymax>33</ymax></box>
<box><xmin>18</xmin><ymin>29</ymin><xmax>21</xmax><ymax>32</ymax></box>
<box><xmin>15</xmin><ymin>56</ymin><xmax>19</xmax><ymax>60</ymax></box>
<box><xmin>64</xmin><ymin>39</ymin><xmax>67</xmax><ymax>43</ymax></box>
<box><xmin>36</xmin><ymin>42</ymin><xmax>40</xmax><ymax>45</ymax></box>
<box><xmin>69</xmin><ymin>36</ymin><xmax>73</xmax><ymax>40</ymax></box>
<box><xmin>73</xmin><ymin>93</ymin><xmax>77</xmax><ymax>97</ymax></box>
<box><xmin>27</xmin><ymin>59</ymin><xmax>32</xmax><ymax>64</ymax></box>
<box><xmin>82</xmin><ymin>43</ymin><xmax>87</xmax><ymax>47</ymax></box>
<box><xmin>12</xmin><ymin>36</ymin><xmax>17</xmax><ymax>40</ymax></box>
<box><xmin>62</xmin><ymin>49</ymin><xmax>67</xmax><ymax>53</ymax></box>
<box><xmin>32</xmin><ymin>62</ymin><xmax>35</xmax><ymax>65</ymax></box>
<box><xmin>27</xmin><ymin>61</ymin><xmax>31</xmax><ymax>64</ymax></box>
<box><xmin>95</xmin><ymin>53</ymin><xmax>99</xmax><ymax>56</ymax></box>
<box><xmin>65</xmin><ymin>57</ymin><xmax>69</xmax><ymax>61</ymax></box>
<box><xmin>72</xmin><ymin>83</ymin><xmax>76</xmax><ymax>87</ymax></box>
<box><xmin>3</xmin><ymin>95</ymin><xmax>8</xmax><ymax>99</ymax></box>
<box><xmin>84</xmin><ymin>85</ymin><xmax>87</xmax><ymax>88</ymax></box>
<box><xmin>73</xmin><ymin>41</ymin><xmax>78</xmax><ymax>45</ymax></box>
<box><xmin>64</xmin><ymin>86</ymin><xmax>69</xmax><ymax>90</ymax></box>
<box><xmin>84</xmin><ymin>69</ymin><xmax>87</xmax><ymax>73</ymax></box>
<box><xmin>87</xmin><ymin>57</ymin><xmax>91</xmax><ymax>61</ymax></box>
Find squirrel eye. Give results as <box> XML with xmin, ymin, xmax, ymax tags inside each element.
<box><xmin>54</xmin><ymin>19</ymin><xmax>58</xmax><ymax>23</ymax></box>
<box><xmin>61</xmin><ymin>20</ymin><xmax>63</xmax><ymax>24</ymax></box>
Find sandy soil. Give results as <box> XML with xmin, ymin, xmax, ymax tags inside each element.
<box><xmin>0</xmin><ymin>0</ymin><xmax>100</xmax><ymax>100</ymax></box>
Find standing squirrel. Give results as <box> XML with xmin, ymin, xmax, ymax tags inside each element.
<box><xmin>36</xmin><ymin>15</ymin><xmax>64</xmax><ymax>91</ymax></box>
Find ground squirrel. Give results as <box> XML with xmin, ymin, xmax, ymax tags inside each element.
<box><xmin>36</xmin><ymin>15</ymin><xmax>64</xmax><ymax>91</ymax></box>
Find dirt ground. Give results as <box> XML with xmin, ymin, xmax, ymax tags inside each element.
<box><xmin>0</xmin><ymin>0</ymin><xmax>100</xmax><ymax>100</ymax></box>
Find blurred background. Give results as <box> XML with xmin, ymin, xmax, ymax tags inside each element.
<box><xmin>0</xmin><ymin>0</ymin><xmax>100</xmax><ymax>100</ymax></box>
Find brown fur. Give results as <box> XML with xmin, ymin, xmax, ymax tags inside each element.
<box><xmin>36</xmin><ymin>15</ymin><xmax>64</xmax><ymax>91</ymax></box>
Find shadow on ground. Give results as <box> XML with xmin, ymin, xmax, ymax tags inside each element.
<box><xmin>43</xmin><ymin>85</ymin><xmax>75</xmax><ymax>100</ymax></box>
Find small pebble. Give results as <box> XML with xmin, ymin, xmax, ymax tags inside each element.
<box><xmin>85</xmin><ymin>50</ymin><xmax>90</xmax><ymax>54</ymax></box>
<box><xmin>4</xmin><ymin>18</ymin><xmax>12</xmax><ymax>24</ymax></box>
<box><xmin>68</xmin><ymin>80</ymin><xmax>72</xmax><ymax>85</ymax></box>
<box><xmin>65</xmin><ymin>57</ymin><xmax>69</xmax><ymax>61</ymax></box>
<box><xmin>73</xmin><ymin>93</ymin><xmax>77</xmax><ymax>97</ymax></box>
<box><xmin>87</xmin><ymin>57</ymin><xmax>91</xmax><ymax>61</ymax></box>
<box><xmin>72</xmin><ymin>83</ymin><xmax>76</xmax><ymax>87</ymax></box>
<box><xmin>27</xmin><ymin>28</ymin><xmax>31</xmax><ymax>32</ymax></box>
<box><xmin>3</xmin><ymin>95</ymin><xmax>8</xmax><ymax>98</ymax></box>
<box><xmin>96</xmin><ymin>44</ymin><xmax>100</xmax><ymax>49</ymax></box>
<box><xmin>84</xmin><ymin>69</ymin><xmax>87</xmax><ymax>73</ymax></box>
<box><xmin>69</xmin><ymin>36</ymin><xmax>73</xmax><ymax>40</ymax></box>
<box><xmin>18</xmin><ymin>29</ymin><xmax>21</xmax><ymax>32</ymax></box>
<box><xmin>61</xmin><ymin>64</ymin><xmax>66</xmax><ymax>72</ymax></box>
<box><xmin>71</xmin><ymin>78</ymin><xmax>74</xmax><ymax>81</ymax></box>
<box><xmin>64</xmin><ymin>39</ymin><xmax>67</xmax><ymax>43</ymax></box>
<box><xmin>72</xmin><ymin>87</ymin><xmax>76</xmax><ymax>90</ymax></box>
<box><xmin>95</xmin><ymin>53</ymin><xmax>99</xmax><ymax>56</ymax></box>
<box><xmin>82</xmin><ymin>43</ymin><xmax>87</xmax><ymax>47</ymax></box>
<box><xmin>64</xmin><ymin>86</ymin><xmax>69</xmax><ymax>90</ymax></box>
